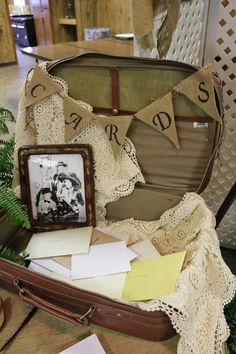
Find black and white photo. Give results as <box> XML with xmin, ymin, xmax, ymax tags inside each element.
<box><xmin>18</xmin><ymin>145</ymin><xmax>96</xmax><ymax>231</ymax></box>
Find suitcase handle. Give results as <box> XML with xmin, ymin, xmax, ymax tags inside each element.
<box><xmin>14</xmin><ymin>279</ymin><xmax>96</xmax><ymax>327</ymax></box>
<box><xmin>0</xmin><ymin>296</ymin><xmax>5</xmax><ymax>331</ymax></box>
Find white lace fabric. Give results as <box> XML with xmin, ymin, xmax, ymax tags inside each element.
<box><xmin>13</xmin><ymin>63</ymin><xmax>236</xmax><ymax>354</ymax></box>
<box><xmin>100</xmin><ymin>193</ymin><xmax>236</xmax><ymax>354</ymax></box>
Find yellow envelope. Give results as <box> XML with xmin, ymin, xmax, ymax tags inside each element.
<box><xmin>122</xmin><ymin>251</ymin><xmax>186</xmax><ymax>301</ymax></box>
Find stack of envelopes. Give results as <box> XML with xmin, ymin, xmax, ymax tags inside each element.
<box><xmin>25</xmin><ymin>227</ymin><xmax>186</xmax><ymax>301</ymax></box>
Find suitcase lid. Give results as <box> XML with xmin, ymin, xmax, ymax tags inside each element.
<box><xmin>45</xmin><ymin>53</ymin><xmax>224</xmax><ymax>195</ymax></box>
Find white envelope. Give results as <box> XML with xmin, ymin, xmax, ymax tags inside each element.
<box><xmin>29</xmin><ymin>262</ymin><xmax>52</xmax><ymax>276</ymax></box>
<box><xmin>53</xmin><ymin>256</ymin><xmax>71</xmax><ymax>270</ymax></box>
<box><xmin>25</xmin><ymin>227</ymin><xmax>92</xmax><ymax>259</ymax></box>
<box><xmin>58</xmin><ymin>334</ymin><xmax>106</xmax><ymax>354</ymax></box>
<box><xmin>127</xmin><ymin>248</ymin><xmax>138</xmax><ymax>261</ymax></box>
<box><xmin>31</xmin><ymin>258</ymin><xmax>71</xmax><ymax>278</ymax></box>
<box><xmin>71</xmin><ymin>241</ymin><xmax>131</xmax><ymax>279</ymax></box>
<box><xmin>29</xmin><ymin>263</ymin><xmax>127</xmax><ymax>299</ymax></box>
<box><xmin>52</xmin><ymin>233</ymin><xmax>136</xmax><ymax>271</ymax></box>
<box><xmin>128</xmin><ymin>239</ymin><xmax>161</xmax><ymax>260</ymax></box>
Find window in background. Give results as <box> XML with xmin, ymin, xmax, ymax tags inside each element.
<box><xmin>14</xmin><ymin>0</ymin><xmax>26</xmax><ymax>5</ymax></box>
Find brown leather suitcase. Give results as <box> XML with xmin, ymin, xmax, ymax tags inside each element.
<box><xmin>0</xmin><ymin>54</ymin><xmax>223</xmax><ymax>341</ymax></box>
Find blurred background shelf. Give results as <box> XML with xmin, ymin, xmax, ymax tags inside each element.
<box><xmin>58</xmin><ymin>18</ymin><xmax>77</xmax><ymax>26</ymax></box>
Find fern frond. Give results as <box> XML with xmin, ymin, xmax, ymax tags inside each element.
<box><xmin>0</xmin><ymin>107</ymin><xmax>15</xmax><ymax>121</ymax></box>
<box><xmin>0</xmin><ymin>107</ymin><xmax>15</xmax><ymax>135</ymax></box>
<box><xmin>0</xmin><ymin>137</ymin><xmax>14</xmax><ymax>145</ymax></box>
<box><xmin>0</xmin><ymin>244</ymin><xmax>28</xmax><ymax>265</ymax></box>
<box><xmin>0</xmin><ymin>136</ymin><xmax>15</xmax><ymax>159</ymax></box>
<box><xmin>0</xmin><ymin>121</ymin><xmax>9</xmax><ymax>134</ymax></box>
<box><xmin>0</xmin><ymin>172</ymin><xmax>13</xmax><ymax>186</ymax></box>
<box><xmin>0</xmin><ymin>136</ymin><xmax>15</xmax><ymax>186</ymax></box>
<box><xmin>0</xmin><ymin>182</ymin><xmax>31</xmax><ymax>229</ymax></box>
<box><xmin>225</xmin><ymin>293</ymin><xmax>236</xmax><ymax>353</ymax></box>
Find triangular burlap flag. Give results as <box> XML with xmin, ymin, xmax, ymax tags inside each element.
<box><xmin>97</xmin><ymin>116</ymin><xmax>133</xmax><ymax>158</ymax></box>
<box><xmin>174</xmin><ymin>64</ymin><xmax>222</xmax><ymax>123</ymax></box>
<box><xmin>132</xmin><ymin>0</ymin><xmax>154</xmax><ymax>50</ymax></box>
<box><xmin>23</xmin><ymin>66</ymin><xmax>62</xmax><ymax>107</ymax></box>
<box><xmin>135</xmin><ymin>92</ymin><xmax>179</xmax><ymax>148</ymax></box>
<box><xmin>63</xmin><ymin>96</ymin><xmax>94</xmax><ymax>142</ymax></box>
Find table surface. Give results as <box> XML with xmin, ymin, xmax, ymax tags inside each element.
<box><xmin>21</xmin><ymin>38</ymin><xmax>133</xmax><ymax>61</ymax></box>
<box><xmin>0</xmin><ymin>288</ymin><xmax>179</xmax><ymax>354</ymax></box>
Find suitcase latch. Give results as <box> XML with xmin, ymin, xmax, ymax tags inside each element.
<box><xmin>78</xmin><ymin>304</ymin><xmax>96</xmax><ymax>325</ymax></box>
<box><xmin>14</xmin><ymin>279</ymin><xmax>25</xmax><ymax>294</ymax></box>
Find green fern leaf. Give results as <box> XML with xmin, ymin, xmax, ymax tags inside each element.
<box><xmin>0</xmin><ymin>244</ymin><xmax>28</xmax><ymax>266</ymax></box>
<box><xmin>0</xmin><ymin>182</ymin><xmax>31</xmax><ymax>229</ymax></box>
<box><xmin>225</xmin><ymin>293</ymin><xmax>236</xmax><ymax>353</ymax></box>
<box><xmin>0</xmin><ymin>108</ymin><xmax>30</xmax><ymax>229</ymax></box>
<box><xmin>0</xmin><ymin>107</ymin><xmax>15</xmax><ymax>135</ymax></box>
<box><xmin>0</xmin><ymin>121</ymin><xmax>9</xmax><ymax>134</ymax></box>
<box><xmin>0</xmin><ymin>136</ymin><xmax>15</xmax><ymax>186</ymax></box>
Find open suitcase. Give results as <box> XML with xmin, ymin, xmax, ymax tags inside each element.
<box><xmin>0</xmin><ymin>54</ymin><xmax>224</xmax><ymax>341</ymax></box>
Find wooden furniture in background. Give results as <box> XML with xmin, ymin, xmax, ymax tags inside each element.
<box><xmin>21</xmin><ymin>38</ymin><xmax>133</xmax><ymax>62</ymax></box>
<box><xmin>0</xmin><ymin>0</ymin><xmax>17</xmax><ymax>65</ymax></box>
<box><xmin>29</xmin><ymin>0</ymin><xmax>133</xmax><ymax>45</ymax></box>
<box><xmin>11</xmin><ymin>15</ymin><xmax>37</xmax><ymax>47</ymax></box>
<box><xmin>74</xmin><ymin>0</ymin><xmax>133</xmax><ymax>41</ymax></box>
<box><xmin>95</xmin><ymin>0</ymin><xmax>133</xmax><ymax>35</ymax></box>
<box><xmin>29</xmin><ymin>0</ymin><xmax>53</xmax><ymax>45</ymax></box>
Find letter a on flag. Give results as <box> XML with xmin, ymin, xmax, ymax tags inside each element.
<box><xmin>63</xmin><ymin>97</ymin><xmax>94</xmax><ymax>142</ymax></box>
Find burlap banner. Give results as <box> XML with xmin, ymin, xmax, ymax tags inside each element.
<box><xmin>135</xmin><ymin>92</ymin><xmax>179</xmax><ymax>148</ymax></box>
<box><xmin>97</xmin><ymin>116</ymin><xmax>133</xmax><ymax>158</ymax></box>
<box><xmin>23</xmin><ymin>66</ymin><xmax>62</xmax><ymax>108</ymax></box>
<box><xmin>23</xmin><ymin>63</ymin><xmax>222</xmax><ymax>155</ymax></box>
<box><xmin>63</xmin><ymin>96</ymin><xmax>94</xmax><ymax>142</ymax></box>
<box><xmin>174</xmin><ymin>64</ymin><xmax>222</xmax><ymax>124</ymax></box>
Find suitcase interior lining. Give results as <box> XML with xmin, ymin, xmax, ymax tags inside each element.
<box><xmin>51</xmin><ymin>65</ymin><xmax>207</xmax><ymax>117</ymax></box>
<box><xmin>50</xmin><ymin>63</ymin><xmax>219</xmax><ymax>194</ymax></box>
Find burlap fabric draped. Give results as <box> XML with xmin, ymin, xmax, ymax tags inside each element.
<box><xmin>132</xmin><ymin>0</ymin><xmax>181</xmax><ymax>58</ymax></box>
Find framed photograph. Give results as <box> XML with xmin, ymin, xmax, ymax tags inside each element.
<box><xmin>18</xmin><ymin>144</ymin><xmax>96</xmax><ymax>231</ymax></box>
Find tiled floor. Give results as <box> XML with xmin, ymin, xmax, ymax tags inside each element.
<box><xmin>0</xmin><ymin>47</ymin><xmax>35</xmax><ymax>119</ymax></box>
<box><xmin>0</xmin><ymin>46</ymin><xmax>235</xmax><ymax>275</ymax></box>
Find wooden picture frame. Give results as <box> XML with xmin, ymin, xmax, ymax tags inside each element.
<box><xmin>18</xmin><ymin>144</ymin><xmax>96</xmax><ymax>232</ymax></box>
